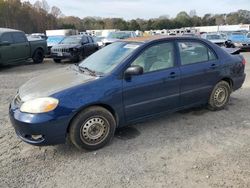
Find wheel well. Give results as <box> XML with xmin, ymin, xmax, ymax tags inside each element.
<box><xmin>33</xmin><ymin>47</ymin><xmax>44</xmax><ymax>57</ymax></box>
<box><xmin>221</xmin><ymin>78</ymin><xmax>233</xmax><ymax>89</ymax></box>
<box><xmin>67</xmin><ymin>104</ymin><xmax>118</xmax><ymax>133</ymax></box>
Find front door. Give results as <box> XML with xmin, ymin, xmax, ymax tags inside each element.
<box><xmin>0</xmin><ymin>33</ymin><xmax>15</xmax><ymax>64</ymax></box>
<box><xmin>12</xmin><ymin>32</ymin><xmax>30</xmax><ymax>61</ymax></box>
<box><xmin>122</xmin><ymin>42</ymin><xmax>180</xmax><ymax>122</ymax></box>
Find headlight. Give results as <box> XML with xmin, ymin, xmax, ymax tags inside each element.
<box><xmin>234</xmin><ymin>42</ymin><xmax>242</xmax><ymax>47</ymax></box>
<box><xmin>20</xmin><ymin>97</ymin><xmax>59</xmax><ymax>113</ymax></box>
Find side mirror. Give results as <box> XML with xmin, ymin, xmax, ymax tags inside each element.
<box><xmin>0</xmin><ymin>41</ymin><xmax>11</xmax><ymax>46</ymax></box>
<box><xmin>124</xmin><ymin>65</ymin><xmax>143</xmax><ymax>78</ymax></box>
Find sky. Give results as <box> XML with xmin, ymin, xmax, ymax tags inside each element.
<box><xmin>25</xmin><ymin>0</ymin><xmax>250</xmax><ymax>20</ymax></box>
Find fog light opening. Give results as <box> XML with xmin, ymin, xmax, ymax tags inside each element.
<box><xmin>31</xmin><ymin>135</ymin><xmax>43</xmax><ymax>140</ymax></box>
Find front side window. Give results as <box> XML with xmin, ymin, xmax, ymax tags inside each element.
<box><xmin>1</xmin><ymin>33</ymin><xmax>14</xmax><ymax>43</ymax></box>
<box><xmin>12</xmin><ymin>32</ymin><xmax>27</xmax><ymax>43</ymax></box>
<box><xmin>131</xmin><ymin>42</ymin><xmax>174</xmax><ymax>73</ymax></box>
<box><xmin>178</xmin><ymin>41</ymin><xmax>217</xmax><ymax>65</ymax></box>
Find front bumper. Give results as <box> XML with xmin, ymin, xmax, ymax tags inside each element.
<box><xmin>9</xmin><ymin>101</ymin><xmax>70</xmax><ymax>146</ymax></box>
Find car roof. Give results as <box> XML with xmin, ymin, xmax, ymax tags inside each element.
<box><xmin>123</xmin><ymin>35</ymin><xmax>199</xmax><ymax>43</ymax></box>
<box><xmin>0</xmin><ymin>28</ymin><xmax>21</xmax><ymax>35</ymax></box>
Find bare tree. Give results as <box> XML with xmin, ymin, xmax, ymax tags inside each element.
<box><xmin>33</xmin><ymin>0</ymin><xmax>42</xmax><ymax>10</ymax></box>
<box><xmin>51</xmin><ymin>6</ymin><xmax>62</xmax><ymax>18</ymax></box>
<box><xmin>33</xmin><ymin>0</ymin><xmax>49</xmax><ymax>12</ymax></box>
<box><xmin>41</xmin><ymin>0</ymin><xmax>50</xmax><ymax>12</ymax></box>
<box><xmin>189</xmin><ymin>10</ymin><xmax>197</xmax><ymax>18</ymax></box>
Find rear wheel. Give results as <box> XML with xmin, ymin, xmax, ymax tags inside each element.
<box><xmin>69</xmin><ymin>106</ymin><xmax>116</xmax><ymax>150</ymax></box>
<box><xmin>208</xmin><ymin>81</ymin><xmax>231</xmax><ymax>111</ymax></box>
<box><xmin>32</xmin><ymin>49</ymin><xmax>44</xmax><ymax>64</ymax></box>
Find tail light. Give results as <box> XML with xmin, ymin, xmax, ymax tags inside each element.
<box><xmin>242</xmin><ymin>58</ymin><xmax>246</xmax><ymax>65</ymax></box>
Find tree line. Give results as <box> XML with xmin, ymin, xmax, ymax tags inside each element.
<box><xmin>0</xmin><ymin>0</ymin><xmax>250</xmax><ymax>34</ymax></box>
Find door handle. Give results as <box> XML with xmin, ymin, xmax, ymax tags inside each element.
<box><xmin>168</xmin><ymin>72</ymin><xmax>177</xmax><ymax>79</ymax></box>
<box><xmin>209</xmin><ymin>64</ymin><xmax>218</xmax><ymax>69</ymax></box>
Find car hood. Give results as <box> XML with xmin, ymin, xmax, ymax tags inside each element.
<box><xmin>52</xmin><ymin>44</ymin><xmax>81</xmax><ymax>49</ymax></box>
<box><xmin>19</xmin><ymin>66</ymin><xmax>96</xmax><ymax>102</ymax></box>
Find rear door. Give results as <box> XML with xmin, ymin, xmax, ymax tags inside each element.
<box><xmin>82</xmin><ymin>36</ymin><xmax>91</xmax><ymax>56</ymax></box>
<box><xmin>0</xmin><ymin>33</ymin><xmax>14</xmax><ymax>64</ymax></box>
<box><xmin>123</xmin><ymin>41</ymin><xmax>181</xmax><ymax>122</ymax></box>
<box><xmin>177</xmin><ymin>40</ymin><xmax>221</xmax><ymax>107</ymax></box>
<box><xmin>11</xmin><ymin>32</ymin><xmax>30</xmax><ymax>61</ymax></box>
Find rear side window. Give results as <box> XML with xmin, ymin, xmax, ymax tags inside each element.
<box><xmin>1</xmin><ymin>33</ymin><xmax>14</xmax><ymax>43</ymax></box>
<box><xmin>178</xmin><ymin>41</ymin><xmax>217</xmax><ymax>65</ymax></box>
<box><xmin>82</xmin><ymin>36</ymin><xmax>88</xmax><ymax>44</ymax></box>
<box><xmin>87</xmin><ymin>36</ymin><xmax>93</xmax><ymax>43</ymax></box>
<box><xmin>12</xmin><ymin>32</ymin><xmax>27</xmax><ymax>43</ymax></box>
<box><xmin>132</xmin><ymin>42</ymin><xmax>175</xmax><ymax>73</ymax></box>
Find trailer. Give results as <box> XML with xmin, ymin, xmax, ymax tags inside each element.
<box><xmin>45</xmin><ymin>29</ymin><xmax>78</xmax><ymax>37</ymax></box>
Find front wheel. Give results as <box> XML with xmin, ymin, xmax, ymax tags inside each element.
<box><xmin>53</xmin><ymin>59</ymin><xmax>61</xmax><ymax>63</ymax></box>
<box><xmin>208</xmin><ymin>81</ymin><xmax>231</xmax><ymax>111</ymax></box>
<box><xmin>69</xmin><ymin>106</ymin><xmax>116</xmax><ymax>150</ymax></box>
<box><xmin>32</xmin><ymin>49</ymin><xmax>44</xmax><ymax>64</ymax></box>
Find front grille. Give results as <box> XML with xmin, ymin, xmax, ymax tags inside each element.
<box><xmin>53</xmin><ymin>48</ymin><xmax>70</xmax><ymax>53</ymax></box>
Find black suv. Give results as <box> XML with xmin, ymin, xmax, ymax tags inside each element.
<box><xmin>51</xmin><ymin>35</ymin><xmax>98</xmax><ymax>63</ymax></box>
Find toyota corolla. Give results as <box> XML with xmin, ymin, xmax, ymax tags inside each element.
<box><xmin>9</xmin><ymin>36</ymin><xmax>246</xmax><ymax>150</ymax></box>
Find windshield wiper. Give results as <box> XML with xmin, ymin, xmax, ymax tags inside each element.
<box><xmin>77</xmin><ymin>65</ymin><xmax>97</xmax><ymax>76</ymax></box>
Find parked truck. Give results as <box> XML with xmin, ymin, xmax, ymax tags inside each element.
<box><xmin>0</xmin><ymin>28</ymin><xmax>47</xmax><ymax>66</ymax></box>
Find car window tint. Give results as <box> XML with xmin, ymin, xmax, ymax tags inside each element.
<box><xmin>132</xmin><ymin>42</ymin><xmax>174</xmax><ymax>73</ymax></box>
<box><xmin>82</xmin><ymin>36</ymin><xmax>88</xmax><ymax>43</ymax></box>
<box><xmin>12</xmin><ymin>32</ymin><xmax>27</xmax><ymax>43</ymax></box>
<box><xmin>1</xmin><ymin>33</ymin><xmax>14</xmax><ymax>43</ymax></box>
<box><xmin>178</xmin><ymin>41</ymin><xmax>216</xmax><ymax>65</ymax></box>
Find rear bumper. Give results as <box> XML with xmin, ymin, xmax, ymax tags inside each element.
<box><xmin>232</xmin><ymin>73</ymin><xmax>246</xmax><ymax>91</ymax></box>
<box><xmin>9</xmin><ymin>103</ymin><xmax>70</xmax><ymax>146</ymax></box>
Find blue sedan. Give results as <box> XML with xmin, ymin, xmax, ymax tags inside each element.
<box><xmin>9</xmin><ymin>36</ymin><xmax>246</xmax><ymax>150</ymax></box>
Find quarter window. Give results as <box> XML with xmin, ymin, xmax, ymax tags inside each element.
<box><xmin>12</xmin><ymin>32</ymin><xmax>27</xmax><ymax>43</ymax></box>
<box><xmin>178</xmin><ymin>41</ymin><xmax>217</xmax><ymax>65</ymax></box>
<box><xmin>131</xmin><ymin>42</ymin><xmax>174</xmax><ymax>73</ymax></box>
<box><xmin>1</xmin><ymin>33</ymin><xmax>14</xmax><ymax>43</ymax></box>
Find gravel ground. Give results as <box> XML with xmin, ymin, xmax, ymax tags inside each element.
<box><xmin>0</xmin><ymin>54</ymin><xmax>250</xmax><ymax>188</ymax></box>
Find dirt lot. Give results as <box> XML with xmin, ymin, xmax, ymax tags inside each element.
<box><xmin>0</xmin><ymin>54</ymin><xmax>250</xmax><ymax>188</ymax></box>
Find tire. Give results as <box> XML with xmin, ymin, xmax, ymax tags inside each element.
<box><xmin>32</xmin><ymin>49</ymin><xmax>44</xmax><ymax>64</ymax></box>
<box><xmin>53</xmin><ymin>59</ymin><xmax>61</xmax><ymax>63</ymax></box>
<box><xmin>69</xmin><ymin>106</ymin><xmax>116</xmax><ymax>150</ymax></box>
<box><xmin>71</xmin><ymin>55</ymin><xmax>80</xmax><ymax>63</ymax></box>
<box><xmin>208</xmin><ymin>81</ymin><xmax>231</xmax><ymax>111</ymax></box>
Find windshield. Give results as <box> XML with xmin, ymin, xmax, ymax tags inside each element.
<box><xmin>206</xmin><ymin>34</ymin><xmax>221</xmax><ymax>40</ymax></box>
<box><xmin>231</xmin><ymin>32</ymin><xmax>244</xmax><ymax>36</ymax></box>
<box><xmin>247</xmin><ymin>33</ymin><xmax>250</xmax><ymax>38</ymax></box>
<box><xmin>79</xmin><ymin>42</ymin><xmax>141</xmax><ymax>75</ymax></box>
<box><xmin>107</xmin><ymin>32</ymin><xmax>131</xmax><ymax>39</ymax></box>
<box><xmin>47</xmin><ymin>36</ymin><xmax>64</xmax><ymax>44</ymax></box>
<box><xmin>60</xmin><ymin>36</ymin><xmax>81</xmax><ymax>44</ymax></box>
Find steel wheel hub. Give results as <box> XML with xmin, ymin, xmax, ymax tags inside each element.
<box><xmin>80</xmin><ymin>117</ymin><xmax>109</xmax><ymax>145</ymax></box>
<box><xmin>214</xmin><ymin>87</ymin><xmax>227</xmax><ymax>106</ymax></box>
